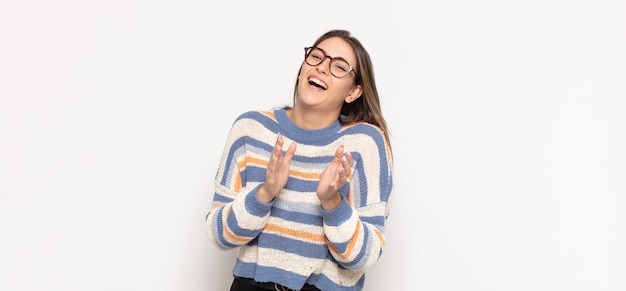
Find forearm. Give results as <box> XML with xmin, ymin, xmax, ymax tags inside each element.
<box><xmin>206</xmin><ymin>184</ymin><xmax>273</xmax><ymax>249</ymax></box>
<box><xmin>322</xmin><ymin>199</ymin><xmax>387</xmax><ymax>271</ymax></box>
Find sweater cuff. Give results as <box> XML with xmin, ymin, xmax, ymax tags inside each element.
<box><xmin>245</xmin><ymin>184</ymin><xmax>273</xmax><ymax>217</ymax></box>
<box><xmin>320</xmin><ymin>198</ymin><xmax>352</xmax><ymax>226</ymax></box>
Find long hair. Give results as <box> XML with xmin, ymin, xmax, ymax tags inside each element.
<box><xmin>292</xmin><ymin>29</ymin><xmax>393</xmax><ymax>157</ymax></box>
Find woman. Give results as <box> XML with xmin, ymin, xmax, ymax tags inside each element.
<box><xmin>206</xmin><ymin>29</ymin><xmax>394</xmax><ymax>291</ymax></box>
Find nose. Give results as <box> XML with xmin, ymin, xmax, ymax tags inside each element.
<box><xmin>316</xmin><ymin>57</ymin><xmax>331</xmax><ymax>75</ymax></box>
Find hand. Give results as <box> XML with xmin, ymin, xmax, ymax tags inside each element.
<box><xmin>258</xmin><ymin>133</ymin><xmax>297</xmax><ymax>203</ymax></box>
<box><xmin>317</xmin><ymin>145</ymin><xmax>353</xmax><ymax>210</ymax></box>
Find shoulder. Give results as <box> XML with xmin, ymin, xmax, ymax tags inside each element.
<box><xmin>233</xmin><ymin>110</ymin><xmax>277</xmax><ymax>123</ymax></box>
<box><xmin>226</xmin><ymin>109</ymin><xmax>283</xmax><ymax>140</ymax></box>
<box><xmin>340</xmin><ymin>122</ymin><xmax>392</xmax><ymax>162</ymax></box>
<box><xmin>229</xmin><ymin>109</ymin><xmax>282</xmax><ymax>128</ymax></box>
<box><xmin>340</xmin><ymin>121</ymin><xmax>386</xmax><ymax>142</ymax></box>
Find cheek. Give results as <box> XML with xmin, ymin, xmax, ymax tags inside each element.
<box><xmin>337</xmin><ymin>82</ymin><xmax>356</xmax><ymax>96</ymax></box>
<box><xmin>297</xmin><ymin>66</ymin><xmax>312</xmax><ymax>85</ymax></box>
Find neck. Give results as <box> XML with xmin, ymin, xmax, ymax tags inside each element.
<box><xmin>287</xmin><ymin>105</ymin><xmax>340</xmax><ymax>130</ymax></box>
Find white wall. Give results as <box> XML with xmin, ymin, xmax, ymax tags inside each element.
<box><xmin>1</xmin><ymin>1</ymin><xmax>625</xmax><ymax>290</ymax></box>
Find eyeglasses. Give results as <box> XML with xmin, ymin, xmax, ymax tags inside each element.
<box><xmin>304</xmin><ymin>47</ymin><xmax>355</xmax><ymax>78</ymax></box>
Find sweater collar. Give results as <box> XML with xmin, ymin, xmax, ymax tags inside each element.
<box><xmin>274</xmin><ymin>108</ymin><xmax>342</xmax><ymax>144</ymax></box>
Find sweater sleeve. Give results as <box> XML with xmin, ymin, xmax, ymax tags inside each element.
<box><xmin>321</xmin><ymin>125</ymin><xmax>394</xmax><ymax>271</ymax></box>
<box><xmin>205</xmin><ymin>114</ymin><xmax>274</xmax><ymax>250</ymax></box>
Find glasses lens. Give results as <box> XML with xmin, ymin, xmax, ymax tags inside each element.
<box><xmin>330</xmin><ymin>59</ymin><xmax>352</xmax><ymax>78</ymax></box>
<box><xmin>305</xmin><ymin>47</ymin><xmax>325</xmax><ymax>66</ymax></box>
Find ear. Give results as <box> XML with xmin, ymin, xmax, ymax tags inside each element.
<box><xmin>344</xmin><ymin>85</ymin><xmax>363</xmax><ymax>103</ymax></box>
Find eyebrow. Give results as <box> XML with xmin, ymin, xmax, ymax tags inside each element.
<box><xmin>317</xmin><ymin>47</ymin><xmax>355</xmax><ymax>66</ymax></box>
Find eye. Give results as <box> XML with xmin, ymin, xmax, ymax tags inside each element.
<box><xmin>335</xmin><ymin>64</ymin><xmax>347</xmax><ymax>72</ymax></box>
<box><xmin>334</xmin><ymin>61</ymin><xmax>350</xmax><ymax>73</ymax></box>
<box><xmin>310</xmin><ymin>52</ymin><xmax>324</xmax><ymax>61</ymax></box>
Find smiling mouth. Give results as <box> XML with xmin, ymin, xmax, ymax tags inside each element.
<box><xmin>308</xmin><ymin>77</ymin><xmax>327</xmax><ymax>90</ymax></box>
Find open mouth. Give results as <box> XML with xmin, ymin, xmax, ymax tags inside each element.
<box><xmin>308</xmin><ymin>77</ymin><xmax>327</xmax><ymax>90</ymax></box>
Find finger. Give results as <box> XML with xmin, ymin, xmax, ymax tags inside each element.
<box><xmin>329</xmin><ymin>166</ymin><xmax>344</xmax><ymax>189</ymax></box>
<box><xmin>339</xmin><ymin>166</ymin><xmax>346</xmax><ymax>179</ymax></box>
<box><xmin>343</xmin><ymin>148</ymin><xmax>353</xmax><ymax>164</ymax></box>
<box><xmin>341</xmin><ymin>155</ymin><xmax>354</xmax><ymax>183</ymax></box>
<box><xmin>327</xmin><ymin>146</ymin><xmax>344</xmax><ymax>171</ymax></box>
<box><xmin>341</xmin><ymin>154</ymin><xmax>351</xmax><ymax>175</ymax></box>
<box><xmin>286</xmin><ymin>141</ymin><xmax>297</xmax><ymax>156</ymax></box>
<box><xmin>282</xmin><ymin>142</ymin><xmax>297</xmax><ymax>165</ymax></box>
<box><xmin>341</xmin><ymin>154</ymin><xmax>349</xmax><ymax>166</ymax></box>
<box><xmin>334</xmin><ymin>145</ymin><xmax>344</xmax><ymax>160</ymax></box>
<box><xmin>274</xmin><ymin>133</ymin><xmax>284</xmax><ymax>152</ymax></box>
<box><xmin>271</xmin><ymin>134</ymin><xmax>284</xmax><ymax>160</ymax></box>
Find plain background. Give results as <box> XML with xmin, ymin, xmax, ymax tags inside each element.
<box><xmin>1</xmin><ymin>0</ymin><xmax>625</xmax><ymax>290</ymax></box>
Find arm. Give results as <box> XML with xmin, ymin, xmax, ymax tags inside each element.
<box><xmin>205</xmin><ymin>117</ymin><xmax>271</xmax><ymax>250</ymax></box>
<box><xmin>205</xmin><ymin>117</ymin><xmax>297</xmax><ymax>250</ymax></box>
<box><xmin>320</xmin><ymin>127</ymin><xmax>394</xmax><ymax>271</ymax></box>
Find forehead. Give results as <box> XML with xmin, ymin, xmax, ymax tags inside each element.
<box><xmin>317</xmin><ymin>37</ymin><xmax>356</xmax><ymax>63</ymax></box>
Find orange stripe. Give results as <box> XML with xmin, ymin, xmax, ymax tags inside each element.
<box><xmin>246</xmin><ymin>156</ymin><xmax>266</xmax><ymax>167</ymax></box>
<box><xmin>233</xmin><ymin>159</ymin><xmax>249</xmax><ymax>192</ymax></box>
<box><xmin>225</xmin><ymin>226</ymin><xmax>249</xmax><ymax>242</ymax></box>
<box><xmin>264</xmin><ymin>223</ymin><xmax>326</xmax><ymax>242</ymax></box>
<box><xmin>290</xmin><ymin>169</ymin><xmax>320</xmax><ymax>180</ymax></box>
<box><xmin>260</xmin><ymin>111</ymin><xmax>276</xmax><ymax>120</ymax></box>
<box><xmin>373</xmin><ymin>227</ymin><xmax>385</xmax><ymax>247</ymax></box>
<box><xmin>246</xmin><ymin>156</ymin><xmax>322</xmax><ymax>180</ymax></box>
<box><xmin>234</xmin><ymin>173</ymin><xmax>242</xmax><ymax>192</ymax></box>
<box><xmin>222</xmin><ymin>205</ymin><xmax>250</xmax><ymax>243</ymax></box>
<box><xmin>327</xmin><ymin>221</ymin><xmax>362</xmax><ymax>259</ymax></box>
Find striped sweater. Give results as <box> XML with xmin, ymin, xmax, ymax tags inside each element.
<box><xmin>205</xmin><ymin>108</ymin><xmax>394</xmax><ymax>291</ymax></box>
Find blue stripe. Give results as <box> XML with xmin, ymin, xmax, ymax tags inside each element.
<box><xmin>212</xmin><ymin>193</ymin><xmax>233</xmax><ymax>204</ymax></box>
<box><xmin>270</xmin><ymin>207</ymin><xmax>322</xmax><ymax>226</ymax></box>
<box><xmin>213</xmin><ymin>207</ymin><xmax>238</xmax><ymax>248</ymax></box>
<box><xmin>257</xmin><ymin>233</ymin><xmax>327</xmax><ymax>258</ymax></box>
<box><xmin>340</xmin><ymin>225</ymin><xmax>371</xmax><ymax>269</ymax></box>
<box><xmin>226</xmin><ymin>208</ymin><xmax>261</xmax><ymax>239</ymax></box>
<box><xmin>361</xmin><ymin>215</ymin><xmax>384</xmax><ymax>228</ymax></box>
<box><xmin>342</xmin><ymin>124</ymin><xmax>393</xmax><ymax>203</ymax></box>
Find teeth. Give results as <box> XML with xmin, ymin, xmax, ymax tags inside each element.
<box><xmin>308</xmin><ymin>77</ymin><xmax>327</xmax><ymax>90</ymax></box>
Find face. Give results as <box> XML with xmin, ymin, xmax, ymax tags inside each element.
<box><xmin>296</xmin><ymin>37</ymin><xmax>362</xmax><ymax>113</ymax></box>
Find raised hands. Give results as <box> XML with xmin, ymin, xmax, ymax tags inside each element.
<box><xmin>257</xmin><ymin>133</ymin><xmax>297</xmax><ymax>203</ymax></box>
<box><xmin>257</xmin><ymin>136</ymin><xmax>352</xmax><ymax>210</ymax></box>
<box><xmin>317</xmin><ymin>145</ymin><xmax>353</xmax><ymax>210</ymax></box>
